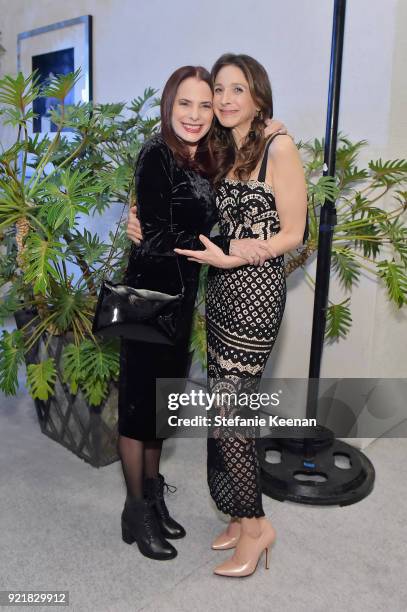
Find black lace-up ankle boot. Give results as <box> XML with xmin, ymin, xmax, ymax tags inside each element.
<box><xmin>144</xmin><ymin>474</ymin><xmax>186</xmax><ymax>539</ymax></box>
<box><xmin>121</xmin><ymin>496</ymin><xmax>177</xmax><ymax>560</ymax></box>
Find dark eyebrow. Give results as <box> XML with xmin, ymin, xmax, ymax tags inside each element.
<box><xmin>178</xmin><ymin>97</ymin><xmax>212</xmax><ymax>104</ymax></box>
<box><xmin>214</xmin><ymin>82</ymin><xmax>246</xmax><ymax>88</ymax></box>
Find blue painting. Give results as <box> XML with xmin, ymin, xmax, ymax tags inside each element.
<box><xmin>32</xmin><ymin>47</ymin><xmax>75</xmax><ymax>133</ymax></box>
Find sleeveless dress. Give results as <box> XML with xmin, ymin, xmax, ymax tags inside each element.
<box><xmin>206</xmin><ymin>135</ymin><xmax>287</xmax><ymax>518</ymax></box>
<box><xmin>118</xmin><ymin>135</ymin><xmax>230</xmax><ymax>441</ymax></box>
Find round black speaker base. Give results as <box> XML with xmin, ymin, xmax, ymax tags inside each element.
<box><xmin>258</xmin><ymin>431</ymin><xmax>375</xmax><ymax>506</ymax></box>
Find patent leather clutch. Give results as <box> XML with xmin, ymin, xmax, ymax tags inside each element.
<box><xmin>92</xmin><ymin>280</ymin><xmax>184</xmax><ymax>345</ymax></box>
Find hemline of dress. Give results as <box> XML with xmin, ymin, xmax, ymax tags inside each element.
<box><xmin>209</xmin><ymin>489</ymin><xmax>266</xmax><ymax>519</ymax></box>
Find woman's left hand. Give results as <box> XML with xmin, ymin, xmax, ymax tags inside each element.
<box><xmin>229</xmin><ymin>238</ymin><xmax>274</xmax><ymax>265</ymax></box>
<box><xmin>264</xmin><ymin>118</ymin><xmax>293</xmax><ymax>140</ymax></box>
<box><xmin>174</xmin><ymin>235</ymin><xmax>231</xmax><ymax>268</ymax></box>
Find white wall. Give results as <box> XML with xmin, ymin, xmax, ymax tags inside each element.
<box><xmin>0</xmin><ymin>0</ymin><xmax>406</xmax><ymax>380</ymax></box>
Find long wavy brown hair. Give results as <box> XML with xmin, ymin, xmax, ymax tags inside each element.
<box><xmin>160</xmin><ymin>65</ymin><xmax>217</xmax><ymax>177</ymax></box>
<box><xmin>209</xmin><ymin>54</ymin><xmax>274</xmax><ymax>185</ymax></box>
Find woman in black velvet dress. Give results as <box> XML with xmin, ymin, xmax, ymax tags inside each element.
<box><xmin>119</xmin><ymin>132</ymin><xmax>232</xmax><ymax>442</ymax></box>
<box><xmin>117</xmin><ymin>65</ymin><xmax>262</xmax><ymax>562</ymax></box>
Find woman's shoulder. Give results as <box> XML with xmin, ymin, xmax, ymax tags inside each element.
<box><xmin>136</xmin><ymin>133</ymin><xmax>174</xmax><ymax>175</ymax></box>
<box><xmin>267</xmin><ymin>133</ymin><xmax>298</xmax><ymax>158</ymax></box>
<box><xmin>139</xmin><ymin>133</ymin><xmax>173</xmax><ymax>160</ymax></box>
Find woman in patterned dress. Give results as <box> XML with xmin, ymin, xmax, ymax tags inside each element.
<box><xmin>128</xmin><ymin>54</ymin><xmax>307</xmax><ymax>576</ymax></box>
<box><xmin>173</xmin><ymin>54</ymin><xmax>307</xmax><ymax>577</ymax></box>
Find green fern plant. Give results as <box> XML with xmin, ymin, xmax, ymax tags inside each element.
<box><xmin>0</xmin><ymin>69</ymin><xmax>160</xmax><ymax>404</ymax></box>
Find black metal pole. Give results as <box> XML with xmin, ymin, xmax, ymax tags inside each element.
<box><xmin>260</xmin><ymin>0</ymin><xmax>375</xmax><ymax>505</ymax></box>
<box><xmin>305</xmin><ymin>0</ymin><xmax>346</xmax><ymax>437</ymax></box>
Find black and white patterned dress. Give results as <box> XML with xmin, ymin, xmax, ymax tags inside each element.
<box><xmin>206</xmin><ymin>136</ymin><xmax>287</xmax><ymax>518</ymax></box>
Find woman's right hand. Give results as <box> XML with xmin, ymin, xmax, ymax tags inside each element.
<box><xmin>126</xmin><ymin>205</ymin><xmax>143</xmax><ymax>244</ymax></box>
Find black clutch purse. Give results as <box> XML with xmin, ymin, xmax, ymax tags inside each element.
<box><xmin>92</xmin><ymin>172</ymin><xmax>185</xmax><ymax>345</ymax></box>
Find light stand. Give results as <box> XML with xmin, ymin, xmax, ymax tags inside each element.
<box><xmin>259</xmin><ymin>0</ymin><xmax>375</xmax><ymax>505</ymax></box>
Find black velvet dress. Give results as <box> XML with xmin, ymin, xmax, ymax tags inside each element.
<box><xmin>118</xmin><ymin>134</ymin><xmax>229</xmax><ymax>441</ymax></box>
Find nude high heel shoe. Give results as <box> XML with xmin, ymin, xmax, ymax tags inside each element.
<box><xmin>211</xmin><ymin>520</ymin><xmax>241</xmax><ymax>550</ymax></box>
<box><xmin>213</xmin><ymin>520</ymin><xmax>276</xmax><ymax>577</ymax></box>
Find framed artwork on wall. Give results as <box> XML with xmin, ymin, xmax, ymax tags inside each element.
<box><xmin>17</xmin><ymin>15</ymin><xmax>93</xmax><ymax>135</ymax></box>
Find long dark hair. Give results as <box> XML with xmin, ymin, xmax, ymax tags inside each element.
<box><xmin>160</xmin><ymin>65</ymin><xmax>216</xmax><ymax>177</ymax></box>
<box><xmin>210</xmin><ymin>53</ymin><xmax>274</xmax><ymax>184</ymax></box>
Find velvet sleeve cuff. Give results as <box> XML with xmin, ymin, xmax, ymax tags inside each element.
<box><xmin>210</xmin><ymin>235</ymin><xmax>231</xmax><ymax>255</ymax></box>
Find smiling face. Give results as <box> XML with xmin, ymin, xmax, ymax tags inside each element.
<box><xmin>171</xmin><ymin>77</ymin><xmax>214</xmax><ymax>146</ymax></box>
<box><xmin>213</xmin><ymin>64</ymin><xmax>259</xmax><ymax>135</ymax></box>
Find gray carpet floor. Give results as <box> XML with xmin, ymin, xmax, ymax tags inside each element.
<box><xmin>1</xmin><ymin>385</ymin><xmax>406</xmax><ymax>612</ymax></box>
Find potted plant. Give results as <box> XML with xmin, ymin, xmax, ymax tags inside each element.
<box><xmin>0</xmin><ymin>70</ymin><xmax>160</xmax><ymax>466</ymax></box>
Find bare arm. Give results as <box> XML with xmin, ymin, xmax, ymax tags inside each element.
<box><xmin>264</xmin><ymin>134</ymin><xmax>307</xmax><ymax>255</ymax></box>
<box><xmin>197</xmin><ymin>133</ymin><xmax>308</xmax><ymax>269</ymax></box>
<box><xmin>174</xmin><ymin>235</ymin><xmax>249</xmax><ymax>270</ymax></box>
<box><xmin>229</xmin><ymin>132</ymin><xmax>306</xmax><ymax>265</ymax></box>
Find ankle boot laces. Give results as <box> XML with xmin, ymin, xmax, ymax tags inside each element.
<box><xmin>162</xmin><ymin>481</ymin><xmax>177</xmax><ymax>496</ymax></box>
<box><xmin>156</xmin><ymin>478</ymin><xmax>177</xmax><ymax>519</ymax></box>
<box><xmin>143</xmin><ymin>502</ymin><xmax>156</xmax><ymax>538</ymax></box>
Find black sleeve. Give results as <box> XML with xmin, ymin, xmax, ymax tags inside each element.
<box><xmin>208</xmin><ymin>222</ymin><xmax>231</xmax><ymax>255</ymax></box>
<box><xmin>136</xmin><ymin>139</ymin><xmax>230</xmax><ymax>255</ymax></box>
<box><xmin>135</xmin><ymin>139</ymin><xmax>177</xmax><ymax>256</ymax></box>
<box><xmin>207</xmin><ymin>185</ymin><xmax>231</xmax><ymax>255</ymax></box>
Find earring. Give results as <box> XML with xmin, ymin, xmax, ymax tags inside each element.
<box><xmin>256</xmin><ymin>109</ymin><xmax>261</xmax><ymax>118</ymax></box>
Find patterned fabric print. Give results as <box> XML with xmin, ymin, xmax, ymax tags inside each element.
<box><xmin>216</xmin><ymin>178</ymin><xmax>281</xmax><ymax>241</ymax></box>
<box><xmin>206</xmin><ymin>178</ymin><xmax>287</xmax><ymax>518</ymax></box>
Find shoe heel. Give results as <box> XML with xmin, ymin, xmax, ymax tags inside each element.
<box><xmin>121</xmin><ymin>521</ymin><xmax>136</xmax><ymax>545</ymax></box>
<box><xmin>265</xmin><ymin>547</ymin><xmax>270</xmax><ymax>570</ymax></box>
